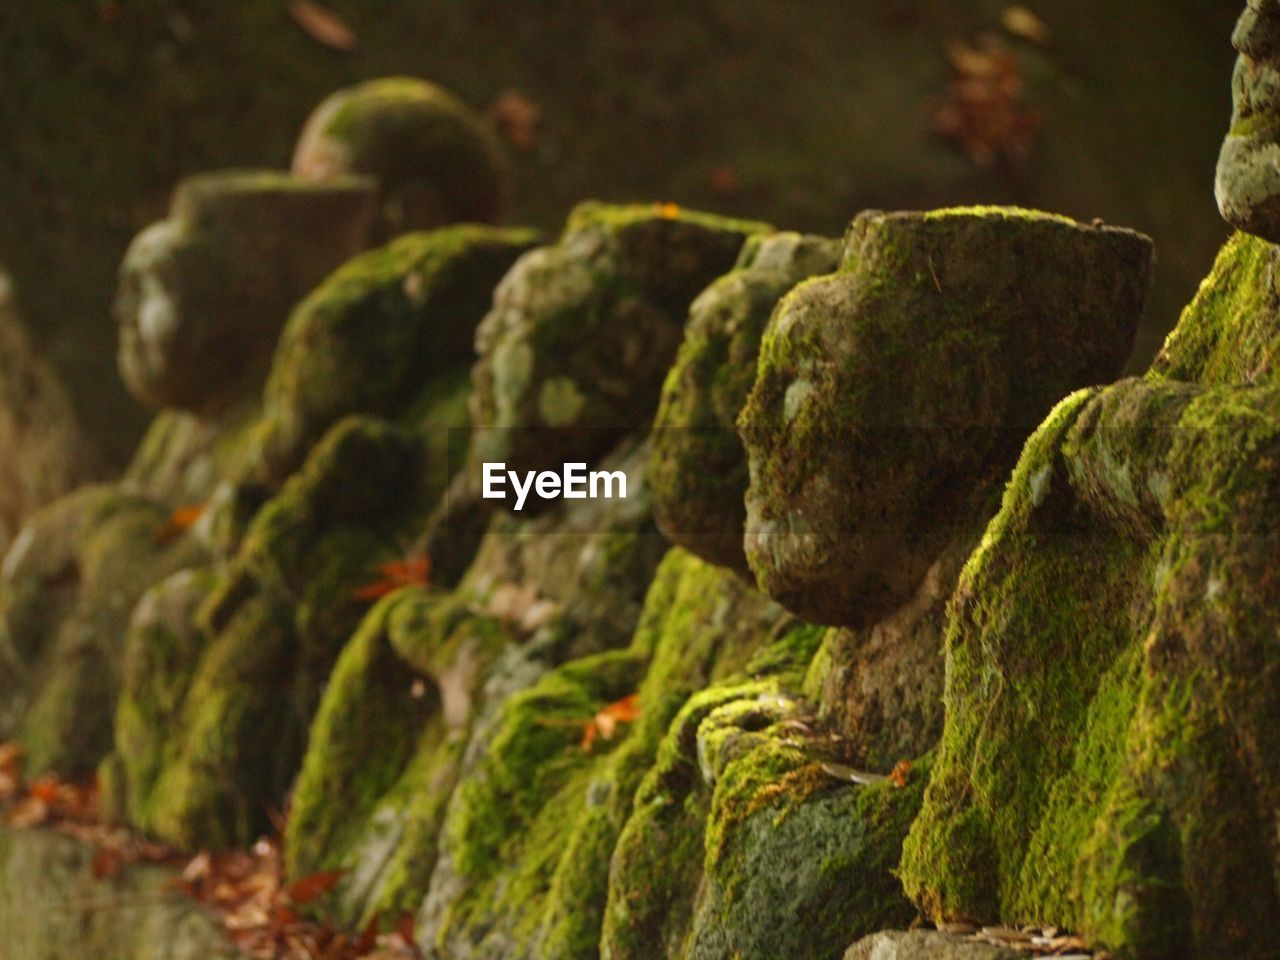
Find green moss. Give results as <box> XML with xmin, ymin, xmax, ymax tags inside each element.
<box><xmin>564</xmin><ymin>201</ymin><xmax>771</xmax><ymax>239</ymax></box>
<box><xmin>650</xmin><ymin>232</ymin><xmax>839</xmax><ymax>572</ymax></box>
<box><xmin>900</xmin><ymin>371</ymin><xmax>1280</xmax><ymax>955</ymax></box>
<box><xmin>285</xmin><ymin>590</ymin><xmax>437</xmax><ymax>883</ymax></box>
<box><xmin>1148</xmin><ymin>232</ymin><xmax>1280</xmax><ymax>387</ymax></box>
<box><xmin>113</xmin><ymin>567</ymin><xmax>219</xmax><ymax>826</ymax></box>
<box><xmin>3</xmin><ymin>486</ymin><xmax>208</xmax><ymax>778</ymax></box>
<box><xmin>738</xmin><ymin>207</ymin><xmax>1152</xmax><ymax>628</ymax></box>
<box><xmin>252</xmin><ymin>224</ymin><xmax>537</xmax><ymax>482</ymax></box>
<box><xmin>127</xmin><ymin>417</ymin><xmax>431</xmax><ymax>848</ymax></box>
<box><xmin>470</xmin><ymin>203</ymin><xmax>770</xmax><ymax>475</ymax></box>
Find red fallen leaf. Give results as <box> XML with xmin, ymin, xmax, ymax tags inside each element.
<box><xmin>155</xmin><ymin>503</ymin><xmax>207</xmax><ymax>544</ymax></box>
<box><xmin>0</xmin><ymin>741</ymin><xmax>22</xmax><ymax>775</ymax></box>
<box><xmin>889</xmin><ymin>758</ymin><xmax>913</xmax><ymax>788</ymax></box>
<box><xmin>395</xmin><ymin>910</ymin><xmax>418</xmax><ymax>946</ymax></box>
<box><xmin>489</xmin><ymin>89</ymin><xmax>540</xmax><ymax>152</ymax></box>
<box><xmin>288</xmin><ymin>0</ymin><xmax>357</xmax><ymax>52</ymax></box>
<box><xmin>29</xmin><ymin>777</ymin><xmax>62</xmax><ymax>804</ymax></box>
<box><xmin>91</xmin><ymin>846</ymin><xmax>123</xmax><ymax>880</ymax></box>
<box><xmin>582</xmin><ymin>693</ymin><xmax>641</xmax><ymax>752</ymax></box>
<box><xmin>285</xmin><ymin>868</ymin><xmax>346</xmax><ymax>905</ymax></box>
<box><xmin>354</xmin><ymin>912</ymin><xmax>380</xmax><ymax>951</ymax></box>
<box><xmin>352</xmin><ymin>555</ymin><xmax>430</xmax><ymax>601</ymax></box>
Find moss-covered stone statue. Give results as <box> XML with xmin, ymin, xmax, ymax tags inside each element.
<box><xmin>901</xmin><ymin>12</ymin><xmax>1280</xmax><ymax>952</ymax></box>
<box><xmin>649</xmin><ymin>231</ymin><xmax>841</xmax><ymax>574</ymax></box>
<box><xmin>1217</xmin><ymin>0</ymin><xmax>1280</xmax><ymax>241</ymax></box>
<box><xmin>114</xmin><ymin>170</ymin><xmax>377</xmax><ymax>414</ymax></box>
<box><xmin>0</xmin><ymin>266</ymin><xmax>93</xmax><ymax>557</ymax></box>
<box><xmin>293</xmin><ymin>77</ymin><xmax>509</xmax><ymax>240</ymax></box>
<box><xmin>739</xmin><ymin>207</ymin><xmax>1153</xmax><ymax>629</ymax></box>
<box><xmin>470</xmin><ymin>202</ymin><xmax>770</xmax><ymax>478</ymax></box>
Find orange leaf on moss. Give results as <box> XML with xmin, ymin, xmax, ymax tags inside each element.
<box><xmin>352</xmin><ymin>556</ymin><xmax>430</xmax><ymax>601</ymax></box>
<box><xmin>889</xmin><ymin>758</ymin><xmax>912</xmax><ymax>788</ymax></box>
<box><xmin>582</xmin><ymin>694</ymin><xmax>641</xmax><ymax>751</ymax></box>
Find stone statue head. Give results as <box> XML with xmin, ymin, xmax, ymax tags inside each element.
<box><xmin>1216</xmin><ymin>2</ymin><xmax>1280</xmax><ymax>240</ymax></box>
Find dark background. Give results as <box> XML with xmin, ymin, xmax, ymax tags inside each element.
<box><xmin>0</xmin><ymin>0</ymin><xmax>1242</xmax><ymax>463</ymax></box>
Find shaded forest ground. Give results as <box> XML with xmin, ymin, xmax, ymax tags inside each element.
<box><xmin>0</xmin><ymin>0</ymin><xmax>1239</xmax><ymax>462</ymax></box>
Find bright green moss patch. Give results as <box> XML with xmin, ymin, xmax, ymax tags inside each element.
<box><xmin>900</xmin><ymin>364</ymin><xmax>1280</xmax><ymax>956</ymax></box>
<box><xmin>252</xmin><ymin>225</ymin><xmax>537</xmax><ymax>482</ymax></box>
<box><xmin>1147</xmin><ymin>232</ymin><xmax>1280</xmax><ymax>387</ymax></box>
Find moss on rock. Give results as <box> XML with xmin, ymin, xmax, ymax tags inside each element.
<box><xmin>470</xmin><ymin>203</ymin><xmax>770</xmax><ymax>477</ymax></box>
<box><xmin>0</xmin><ymin>484</ymin><xmax>208</xmax><ymax>778</ymax></box>
<box><xmin>123</xmin><ymin>416</ymin><xmax>431</xmax><ymax>848</ymax></box>
<box><xmin>650</xmin><ymin>232</ymin><xmax>840</xmax><ymax>573</ymax></box>
<box><xmin>250</xmin><ymin>224</ymin><xmax>538</xmax><ymax>483</ymax></box>
<box><xmin>900</xmin><ymin>345</ymin><xmax>1280</xmax><ymax>956</ymax></box>
<box><xmin>738</xmin><ymin>207</ymin><xmax>1153</xmax><ymax>628</ymax></box>
<box><xmin>114</xmin><ymin>170</ymin><xmax>377</xmax><ymax>414</ymax></box>
<box><xmin>293</xmin><ymin>77</ymin><xmax>510</xmax><ymax>239</ymax></box>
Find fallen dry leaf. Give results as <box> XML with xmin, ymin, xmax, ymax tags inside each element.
<box><xmin>7</xmin><ymin>795</ymin><xmax>49</xmax><ymax>828</ymax></box>
<box><xmin>288</xmin><ymin>0</ymin><xmax>357</xmax><ymax>52</ymax></box>
<box><xmin>286</xmin><ymin>868</ymin><xmax>346</xmax><ymax>905</ymax></box>
<box><xmin>889</xmin><ymin>758</ymin><xmax>913</xmax><ymax>788</ymax></box>
<box><xmin>709</xmin><ymin>165</ymin><xmax>740</xmax><ymax>195</ymax></box>
<box><xmin>353</xmin><ymin>556</ymin><xmax>430</xmax><ymax>601</ymax></box>
<box><xmin>582</xmin><ymin>694</ymin><xmax>641</xmax><ymax>752</ymax></box>
<box><xmin>155</xmin><ymin>502</ymin><xmax>207</xmax><ymax>545</ymax></box>
<box><xmin>931</xmin><ymin>35</ymin><xmax>1040</xmax><ymax>171</ymax></box>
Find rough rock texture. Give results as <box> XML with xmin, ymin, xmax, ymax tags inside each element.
<box><xmin>114</xmin><ymin>170</ymin><xmax>376</xmax><ymax>413</ymax></box>
<box><xmin>284</xmin><ymin>436</ymin><xmax>665</xmax><ymax>933</ymax></box>
<box><xmin>0</xmin><ymin>267</ymin><xmax>92</xmax><ymax>557</ymax></box>
<box><xmin>650</xmin><ymin>231</ymin><xmax>840</xmax><ymax>573</ymax></box>
<box><xmin>844</xmin><ymin>931</ymin><xmax>1025</xmax><ymax>960</ymax></box>
<box><xmin>419</xmin><ymin>548</ymin><xmax>781</xmax><ymax>959</ymax></box>
<box><xmin>293</xmin><ymin>77</ymin><xmax>509</xmax><ymax>239</ymax></box>
<box><xmin>470</xmin><ymin>202</ymin><xmax>770</xmax><ymax>477</ymax></box>
<box><xmin>115</xmin><ymin>417</ymin><xmax>431</xmax><ymax>848</ymax></box>
<box><xmin>247</xmin><ymin>224</ymin><xmax>538</xmax><ymax>484</ymax></box>
<box><xmin>899</xmin><ymin>230</ymin><xmax>1280</xmax><ymax>958</ymax></box>
<box><xmin>0</xmin><ymin>828</ymin><xmax>236</xmax><ymax>960</ymax></box>
<box><xmin>804</xmin><ymin>539</ymin><xmax>972</xmax><ymax>772</ymax></box>
<box><xmin>739</xmin><ymin>207</ymin><xmax>1153</xmax><ymax>628</ymax></box>
<box><xmin>1217</xmin><ymin>2</ymin><xmax>1280</xmax><ymax>241</ymax></box>
<box><xmin>0</xmin><ymin>485</ymin><xmax>207</xmax><ymax>778</ymax></box>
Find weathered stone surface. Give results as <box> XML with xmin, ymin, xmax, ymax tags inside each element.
<box><xmin>739</xmin><ymin>207</ymin><xmax>1153</xmax><ymax>627</ymax></box>
<box><xmin>115</xmin><ymin>417</ymin><xmax>430</xmax><ymax>848</ymax></box>
<box><xmin>115</xmin><ymin>170</ymin><xmax>376</xmax><ymax>413</ymax></box>
<box><xmin>650</xmin><ymin>231</ymin><xmax>840</xmax><ymax>573</ymax></box>
<box><xmin>844</xmin><ymin>931</ymin><xmax>1024</xmax><ymax>960</ymax></box>
<box><xmin>247</xmin><ymin>224</ymin><xmax>538</xmax><ymax>484</ymax></box>
<box><xmin>283</xmin><ymin>436</ymin><xmax>664</xmax><ymax>935</ymax></box>
<box><xmin>0</xmin><ymin>485</ymin><xmax>207</xmax><ymax>778</ymax></box>
<box><xmin>293</xmin><ymin>77</ymin><xmax>509</xmax><ymax>239</ymax></box>
<box><xmin>804</xmin><ymin>539</ymin><xmax>970</xmax><ymax>771</ymax></box>
<box><xmin>0</xmin><ymin>267</ymin><xmax>92</xmax><ymax>557</ymax></box>
<box><xmin>1217</xmin><ymin>3</ymin><xmax>1280</xmax><ymax>241</ymax></box>
<box><xmin>470</xmin><ymin>202</ymin><xmax>770</xmax><ymax>478</ymax></box>
<box><xmin>898</xmin><ymin>237</ymin><xmax>1280</xmax><ymax>956</ymax></box>
<box><xmin>0</xmin><ymin>828</ymin><xmax>236</xmax><ymax>960</ymax></box>
<box><xmin>420</xmin><ymin>548</ymin><xmax>784</xmax><ymax>960</ymax></box>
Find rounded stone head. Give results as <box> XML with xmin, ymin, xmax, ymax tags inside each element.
<box><xmin>1216</xmin><ymin>1</ymin><xmax>1280</xmax><ymax>240</ymax></box>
